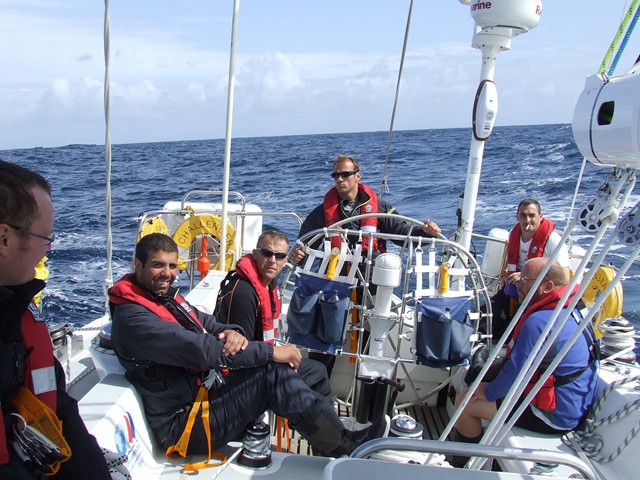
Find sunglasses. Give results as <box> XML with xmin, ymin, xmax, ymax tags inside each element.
<box><xmin>256</xmin><ymin>247</ymin><xmax>287</xmax><ymax>260</ymax></box>
<box><xmin>331</xmin><ymin>170</ymin><xmax>359</xmax><ymax>179</ymax></box>
<box><xmin>7</xmin><ymin>224</ymin><xmax>55</xmax><ymax>245</ymax></box>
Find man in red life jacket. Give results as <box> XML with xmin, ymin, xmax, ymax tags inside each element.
<box><xmin>492</xmin><ymin>199</ymin><xmax>571</xmax><ymax>339</ymax></box>
<box><xmin>0</xmin><ymin>160</ymin><xmax>111</xmax><ymax>479</ymax></box>
<box><xmin>451</xmin><ymin>258</ymin><xmax>597</xmax><ymax>467</ymax></box>
<box><xmin>294</xmin><ymin>154</ymin><xmax>441</xmax><ymax>258</ymax></box>
<box><xmin>215</xmin><ymin>230</ymin><xmax>332</xmax><ymax>398</ymax></box>
<box><xmin>109</xmin><ymin>233</ymin><xmax>388</xmax><ymax>458</ymax></box>
<box><xmin>291</xmin><ymin>154</ymin><xmax>442</xmax><ymax>374</ymax></box>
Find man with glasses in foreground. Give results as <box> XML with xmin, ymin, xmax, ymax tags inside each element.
<box><xmin>450</xmin><ymin>258</ymin><xmax>598</xmax><ymax>467</ymax></box>
<box><xmin>0</xmin><ymin>160</ymin><xmax>111</xmax><ymax>479</ymax></box>
<box><xmin>291</xmin><ymin>154</ymin><xmax>442</xmax><ymax>374</ymax></box>
<box><xmin>215</xmin><ymin>230</ymin><xmax>333</xmax><ymax>398</ymax></box>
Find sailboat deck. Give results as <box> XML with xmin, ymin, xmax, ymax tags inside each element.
<box><xmin>270</xmin><ymin>404</ymin><xmax>452</xmax><ymax>455</ymax></box>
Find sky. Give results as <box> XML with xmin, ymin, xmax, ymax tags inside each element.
<box><xmin>1</xmin><ymin>0</ymin><xmax>639</xmax><ymax>150</ymax></box>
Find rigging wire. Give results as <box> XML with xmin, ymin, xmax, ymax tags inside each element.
<box><xmin>379</xmin><ymin>0</ymin><xmax>414</xmax><ymax>198</ymax></box>
<box><xmin>598</xmin><ymin>0</ymin><xmax>640</xmax><ymax>75</ymax></box>
<box><xmin>103</xmin><ymin>0</ymin><xmax>114</xmax><ymax>312</ymax></box>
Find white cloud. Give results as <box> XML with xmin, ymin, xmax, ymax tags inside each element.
<box><xmin>1</xmin><ymin>1</ymin><xmax>639</xmax><ymax>149</ymax></box>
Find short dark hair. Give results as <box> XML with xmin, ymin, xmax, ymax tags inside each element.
<box><xmin>257</xmin><ymin>230</ymin><xmax>289</xmax><ymax>248</ymax></box>
<box><xmin>135</xmin><ymin>233</ymin><xmax>178</xmax><ymax>266</ymax></box>
<box><xmin>517</xmin><ymin>198</ymin><xmax>541</xmax><ymax>214</ymax></box>
<box><xmin>0</xmin><ymin>159</ymin><xmax>52</xmax><ymax>228</ymax></box>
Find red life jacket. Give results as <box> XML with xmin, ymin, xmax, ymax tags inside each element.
<box><xmin>323</xmin><ymin>183</ymin><xmax>385</xmax><ymax>253</ymax></box>
<box><xmin>506</xmin><ymin>284</ymin><xmax>580</xmax><ymax>410</ymax></box>
<box><xmin>109</xmin><ymin>273</ymin><xmax>205</xmax><ymax>331</ymax></box>
<box><xmin>506</xmin><ymin>218</ymin><xmax>555</xmax><ymax>273</ymax></box>
<box><xmin>0</xmin><ymin>302</ymin><xmax>58</xmax><ymax>465</ymax></box>
<box><xmin>234</xmin><ymin>255</ymin><xmax>280</xmax><ymax>343</ymax></box>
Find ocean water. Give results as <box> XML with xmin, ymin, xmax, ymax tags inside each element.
<box><xmin>2</xmin><ymin>124</ymin><xmax>639</xmax><ymax>339</ymax></box>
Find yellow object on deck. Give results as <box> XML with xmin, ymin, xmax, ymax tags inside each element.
<box><xmin>137</xmin><ymin>216</ymin><xmax>169</xmax><ymax>241</ymax></box>
<box><xmin>34</xmin><ymin>256</ymin><xmax>48</xmax><ymax>309</ymax></box>
<box><xmin>326</xmin><ymin>247</ymin><xmax>340</xmax><ymax>279</ymax></box>
<box><xmin>439</xmin><ymin>262</ymin><xmax>450</xmax><ymax>294</ymax></box>
<box><xmin>582</xmin><ymin>265</ymin><xmax>623</xmax><ymax>339</ymax></box>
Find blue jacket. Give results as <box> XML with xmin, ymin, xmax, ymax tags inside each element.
<box><xmin>485</xmin><ymin>303</ymin><xmax>598</xmax><ymax>430</ymax></box>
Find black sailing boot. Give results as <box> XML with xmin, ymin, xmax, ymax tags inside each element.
<box><xmin>294</xmin><ymin>399</ymin><xmax>390</xmax><ymax>457</ymax></box>
<box><xmin>449</xmin><ymin>428</ymin><xmax>484</xmax><ymax>468</ymax></box>
<box><xmin>464</xmin><ymin>344</ymin><xmax>489</xmax><ymax>386</ymax></box>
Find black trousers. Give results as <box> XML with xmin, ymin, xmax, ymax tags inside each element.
<box><xmin>159</xmin><ymin>362</ymin><xmax>325</xmax><ymax>453</ymax></box>
<box><xmin>297</xmin><ymin>358</ymin><xmax>332</xmax><ymax>398</ymax></box>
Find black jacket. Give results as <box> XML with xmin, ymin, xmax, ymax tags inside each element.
<box><xmin>298</xmin><ymin>189</ymin><xmax>431</xmax><ymax>249</ymax></box>
<box><xmin>109</xmin><ymin>277</ymin><xmax>275</xmax><ymax>434</ymax></box>
<box><xmin>0</xmin><ymin>281</ymin><xmax>110</xmax><ymax>480</ymax></box>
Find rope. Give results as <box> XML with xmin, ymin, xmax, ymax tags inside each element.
<box><xmin>608</xmin><ymin>1</ymin><xmax>640</xmax><ymax>75</ymax></box>
<box><xmin>379</xmin><ymin>0</ymin><xmax>414</xmax><ymax>198</ymax></box>
<box><xmin>598</xmin><ymin>0</ymin><xmax>640</xmax><ymax>74</ymax></box>
<box><xmin>103</xmin><ymin>0</ymin><xmax>114</xmax><ymax>311</ymax></box>
<box><xmin>562</xmin><ymin>375</ymin><xmax>640</xmax><ymax>463</ymax></box>
<box><xmin>600</xmin><ymin>322</ymin><xmax>636</xmax><ymax>350</ymax></box>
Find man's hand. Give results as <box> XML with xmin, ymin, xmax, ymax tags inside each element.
<box><xmin>289</xmin><ymin>246</ymin><xmax>305</xmax><ymax>265</ymax></box>
<box><xmin>272</xmin><ymin>344</ymin><xmax>302</xmax><ymax>370</ymax></box>
<box><xmin>422</xmin><ymin>219</ymin><xmax>441</xmax><ymax>237</ymax></box>
<box><xmin>507</xmin><ymin>271</ymin><xmax>521</xmax><ymax>284</ymax></box>
<box><xmin>218</xmin><ymin>329</ymin><xmax>248</xmax><ymax>356</ymax></box>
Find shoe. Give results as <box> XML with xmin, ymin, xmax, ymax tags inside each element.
<box><xmin>464</xmin><ymin>344</ymin><xmax>489</xmax><ymax>386</ymax></box>
<box><xmin>346</xmin><ymin>414</ymin><xmax>390</xmax><ymax>448</ymax></box>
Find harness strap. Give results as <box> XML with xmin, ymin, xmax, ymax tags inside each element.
<box><xmin>166</xmin><ymin>385</ymin><xmax>226</xmax><ymax>471</ymax></box>
<box><xmin>275</xmin><ymin>416</ymin><xmax>291</xmax><ymax>453</ymax></box>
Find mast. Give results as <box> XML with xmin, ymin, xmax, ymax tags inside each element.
<box><xmin>219</xmin><ymin>0</ymin><xmax>241</xmax><ymax>271</ymax></box>
<box><xmin>455</xmin><ymin>0</ymin><xmax>542</xmax><ymax>255</ymax></box>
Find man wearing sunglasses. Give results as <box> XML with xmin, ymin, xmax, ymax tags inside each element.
<box><xmin>215</xmin><ymin>231</ymin><xmax>333</xmax><ymax>397</ymax></box>
<box><xmin>294</xmin><ymin>154</ymin><xmax>441</xmax><ymax>261</ymax></box>
<box><xmin>292</xmin><ymin>154</ymin><xmax>442</xmax><ymax>374</ymax></box>
<box><xmin>0</xmin><ymin>160</ymin><xmax>111</xmax><ymax>479</ymax></box>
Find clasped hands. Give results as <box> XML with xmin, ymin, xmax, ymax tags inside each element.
<box><xmin>217</xmin><ymin>330</ymin><xmax>301</xmax><ymax>370</ymax></box>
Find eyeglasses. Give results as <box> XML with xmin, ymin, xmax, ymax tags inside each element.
<box><xmin>331</xmin><ymin>170</ymin><xmax>359</xmax><ymax>179</ymax></box>
<box><xmin>256</xmin><ymin>247</ymin><xmax>287</xmax><ymax>260</ymax></box>
<box><xmin>7</xmin><ymin>224</ymin><xmax>55</xmax><ymax>245</ymax></box>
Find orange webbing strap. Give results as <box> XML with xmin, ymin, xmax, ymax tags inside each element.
<box><xmin>8</xmin><ymin>386</ymin><xmax>71</xmax><ymax>475</ymax></box>
<box><xmin>276</xmin><ymin>416</ymin><xmax>282</xmax><ymax>452</ymax></box>
<box><xmin>284</xmin><ymin>417</ymin><xmax>291</xmax><ymax>452</ymax></box>
<box><xmin>349</xmin><ymin>288</ymin><xmax>359</xmax><ymax>363</ymax></box>
<box><xmin>166</xmin><ymin>385</ymin><xmax>226</xmax><ymax>471</ymax></box>
<box><xmin>275</xmin><ymin>416</ymin><xmax>292</xmax><ymax>453</ymax></box>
